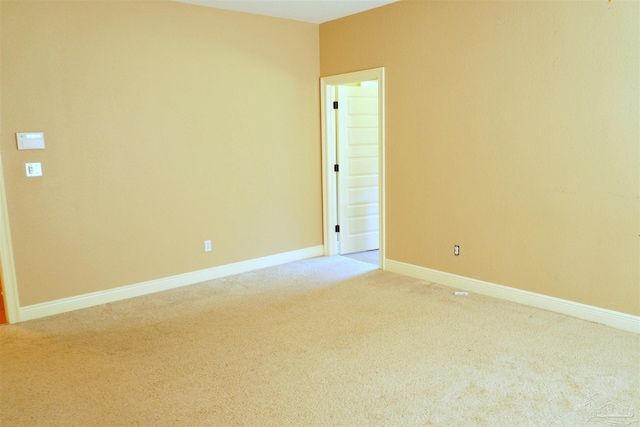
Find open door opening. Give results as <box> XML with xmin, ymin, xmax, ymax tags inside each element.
<box><xmin>321</xmin><ymin>68</ymin><xmax>385</xmax><ymax>269</ymax></box>
<box><xmin>335</xmin><ymin>82</ymin><xmax>379</xmax><ymax>263</ymax></box>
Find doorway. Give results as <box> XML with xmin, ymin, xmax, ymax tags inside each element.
<box><xmin>321</xmin><ymin>68</ymin><xmax>385</xmax><ymax>269</ymax></box>
<box><xmin>335</xmin><ymin>82</ymin><xmax>379</xmax><ymax>256</ymax></box>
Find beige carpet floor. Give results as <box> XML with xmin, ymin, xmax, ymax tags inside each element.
<box><xmin>342</xmin><ymin>250</ymin><xmax>379</xmax><ymax>266</ymax></box>
<box><xmin>1</xmin><ymin>256</ymin><xmax>639</xmax><ymax>426</ymax></box>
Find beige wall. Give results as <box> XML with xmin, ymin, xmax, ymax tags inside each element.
<box><xmin>321</xmin><ymin>1</ymin><xmax>639</xmax><ymax>315</ymax></box>
<box><xmin>1</xmin><ymin>1</ymin><xmax>321</xmax><ymax>306</ymax></box>
<box><xmin>2</xmin><ymin>0</ymin><xmax>638</xmax><ymax>318</ymax></box>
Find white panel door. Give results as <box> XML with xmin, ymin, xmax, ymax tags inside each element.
<box><xmin>337</xmin><ymin>85</ymin><xmax>379</xmax><ymax>254</ymax></box>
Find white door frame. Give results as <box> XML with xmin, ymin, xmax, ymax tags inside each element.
<box><xmin>320</xmin><ymin>68</ymin><xmax>386</xmax><ymax>269</ymax></box>
<box><xmin>0</xmin><ymin>150</ymin><xmax>21</xmax><ymax>323</ymax></box>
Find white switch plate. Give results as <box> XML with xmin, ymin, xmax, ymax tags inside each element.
<box><xmin>17</xmin><ymin>132</ymin><xmax>45</xmax><ymax>150</ymax></box>
<box><xmin>204</xmin><ymin>240</ymin><xmax>212</xmax><ymax>252</ymax></box>
<box><xmin>25</xmin><ymin>162</ymin><xmax>42</xmax><ymax>177</ymax></box>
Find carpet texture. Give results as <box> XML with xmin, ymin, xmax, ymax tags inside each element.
<box><xmin>342</xmin><ymin>250</ymin><xmax>379</xmax><ymax>266</ymax></box>
<box><xmin>1</xmin><ymin>256</ymin><xmax>639</xmax><ymax>426</ymax></box>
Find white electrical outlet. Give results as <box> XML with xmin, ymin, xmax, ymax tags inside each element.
<box><xmin>454</xmin><ymin>245</ymin><xmax>460</xmax><ymax>256</ymax></box>
<box><xmin>204</xmin><ymin>240</ymin><xmax>212</xmax><ymax>252</ymax></box>
<box><xmin>25</xmin><ymin>162</ymin><xmax>43</xmax><ymax>177</ymax></box>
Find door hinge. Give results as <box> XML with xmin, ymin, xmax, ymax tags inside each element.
<box><xmin>333</xmin><ymin>101</ymin><xmax>339</xmax><ymax>109</ymax></box>
<box><xmin>334</xmin><ymin>164</ymin><xmax>339</xmax><ymax>172</ymax></box>
<box><xmin>335</xmin><ymin>225</ymin><xmax>340</xmax><ymax>233</ymax></box>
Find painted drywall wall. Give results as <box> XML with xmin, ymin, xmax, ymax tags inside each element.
<box><xmin>1</xmin><ymin>1</ymin><xmax>321</xmax><ymax>306</ymax></box>
<box><xmin>321</xmin><ymin>1</ymin><xmax>639</xmax><ymax>315</ymax></box>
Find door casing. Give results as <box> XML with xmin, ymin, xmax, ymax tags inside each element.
<box><xmin>320</xmin><ymin>68</ymin><xmax>386</xmax><ymax>269</ymax></box>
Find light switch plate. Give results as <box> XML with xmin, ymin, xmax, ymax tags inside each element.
<box><xmin>25</xmin><ymin>162</ymin><xmax>42</xmax><ymax>177</ymax></box>
<box><xmin>17</xmin><ymin>132</ymin><xmax>45</xmax><ymax>150</ymax></box>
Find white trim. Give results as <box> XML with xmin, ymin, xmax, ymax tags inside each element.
<box><xmin>19</xmin><ymin>245</ymin><xmax>323</xmax><ymax>322</ymax></box>
<box><xmin>385</xmin><ymin>259</ymin><xmax>640</xmax><ymax>334</ymax></box>
<box><xmin>0</xmin><ymin>150</ymin><xmax>21</xmax><ymax>324</ymax></box>
<box><xmin>320</xmin><ymin>81</ymin><xmax>338</xmax><ymax>257</ymax></box>
<box><xmin>320</xmin><ymin>68</ymin><xmax>386</xmax><ymax>269</ymax></box>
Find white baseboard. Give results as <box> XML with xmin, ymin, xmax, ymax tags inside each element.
<box><xmin>385</xmin><ymin>259</ymin><xmax>640</xmax><ymax>334</ymax></box>
<box><xmin>19</xmin><ymin>245</ymin><xmax>324</xmax><ymax>322</ymax></box>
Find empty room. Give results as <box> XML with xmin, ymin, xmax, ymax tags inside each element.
<box><xmin>1</xmin><ymin>0</ymin><xmax>638</xmax><ymax>425</ymax></box>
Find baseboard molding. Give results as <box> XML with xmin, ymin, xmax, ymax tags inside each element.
<box><xmin>384</xmin><ymin>259</ymin><xmax>640</xmax><ymax>334</ymax></box>
<box><xmin>19</xmin><ymin>245</ymin><xmax>324</xmax><ymax>322</ymax></box>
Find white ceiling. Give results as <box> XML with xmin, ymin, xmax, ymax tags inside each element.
<box><xmin>172</xmin><ymin>0</ymin><xmax>400</xmax><ymax>24</ymax></box>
